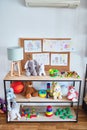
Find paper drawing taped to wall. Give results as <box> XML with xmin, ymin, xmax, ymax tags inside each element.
<box><xmin>24</xmin><ymin>40</ymin><xmax>41</xmax><ymax>52</ymax></box>
<box><xmin>43</xmin><ymin>39</ymin><xmax>73</xmax><ymax>52</ymax></box>
<box><xmin>51</xmin><ymin>54</ymin><xmax>68</xmax><ymax>66</ymax></box>
<box><xmin>32</xmin><ymin>53</ymin><xmax>49</xmax><ymax>65</ymax></box>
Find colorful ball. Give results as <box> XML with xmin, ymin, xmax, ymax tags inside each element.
<box><xmin>11</xmin><ymin>81</ymin><xmax>24</xmax><ymax>94</ymax></box>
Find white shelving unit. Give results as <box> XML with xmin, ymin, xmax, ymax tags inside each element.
<box><xmin>3</xmin><ymin>72</ymin><xmax>82</xmax><ymax>122</ymax></box>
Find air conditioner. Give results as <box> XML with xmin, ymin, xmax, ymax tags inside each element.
<box><xmin>25</xmin><ymin>0</ymin><xmax>80</xmax><ymax>8</ymax></box>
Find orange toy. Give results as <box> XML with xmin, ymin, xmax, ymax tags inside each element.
<box><xmin>11</xmin><ymin>81</ymin><xmax>24</xmax><ymax>94</ymax></box>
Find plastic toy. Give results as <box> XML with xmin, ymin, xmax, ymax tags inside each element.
<box><xmin>45</xmin><ymin>105</ymin><xmax>53</xmax><ymax>117</ymax></box>
<box><xmin>50</xmin><ymin>82</ymin><xmax>57</xmax><ymax>97</ymax></box>
<box><xmin>11</xmin><ymin>81</ymin><xmax>24</xmax><ymax>94</ymax></box>
<box><xmin>6</xmin><ymin>88</ymin><xmax>16</xmax><ymax>111</ymax></box>
<box><xmin>23</xmin><ymin>81</ymin><xmax>38</xmax><ymax>99</ymax></box>
<box><xmin>52</xmin><ymin>82</ymin><xmax>62</xmax><ymax>100</ymax></box>
<box><xmin>46</xmin><ymin>83</ymin><xmax>50</xmax><ymax>98</ymax></box>
<box><xmin>49</xmin><ymin>69</ymin><xmax>59</xmax><ymax>77</ymax></box>
<box><xmin>38</xmin><ymin>64</ymin><xmax>46</xmax><ymax>76</ymax></box>
<box><xmin>67</xmin><ymin>86</ymin><xmax>79</xmax><ymax>102</ymax></box>
<box><xmin>66</xmin><ymin>71</ymin><xmax>80</xmax><ymax>78</ymax></box>
<box><xmin>38</xmin><ymin>90</ymin><xmax>47</xmax><ymax>98</ymax></box>
<box><xmin>21</xmin><ymin>107</ymin><xmax>38</xmax><ymax>118</ymax></box>
<box><xmin>24</xmin><ymin>60</ymin><xmax>39</xmax><ymax>76</ymax></box>
<box><xmin>55</xmin><ymin>107</ymin><xmax>73</xmax><ymax>119</ymax></box>
<box><xmin>0</xmin><ymin>98</ymin><xmax>6</xmax><ymax>113</ymax></box>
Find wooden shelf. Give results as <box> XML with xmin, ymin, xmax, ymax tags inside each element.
<box><xmin>8</xmin><ymin>107</ymin><xmax>76</xmax><ymax>122</ymax></box>
<box><xmin>15</xmin><ymin>94</ymin><xmax>78</xmax><ymax>103</ymax></box>
<box><xmin>4</xmin><ymin>72</ymin><xmax>82</xmax><ymax>81</ymax></box>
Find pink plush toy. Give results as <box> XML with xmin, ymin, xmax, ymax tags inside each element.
<box><xmin>67</xmin><ymin>86</ymin><xmax>79</xmax><ymax>102</ymax></box>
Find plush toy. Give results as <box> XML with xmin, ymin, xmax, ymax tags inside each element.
<box><xmin>0</xmin><ymin>98</ymin><xmax>6</xmax><ymax>113</ymax></box>
<box><xmin>23</xmin><ymin>81</ymin><xmax>38</xmax><ymax>98</ymax></box>
<box><xmin>6</xmin><ymin>88</ymin><xmax>16</xmax><ymax>111</ymax></box>
<box><xmin>39</xmin><ymin>64</ymin><xmax>46</xmax><ymax>76</ymax></box>
<box><xmin>67</xmin><ymin>86</ymin><xmax>79</xmax><ymax>102</ymax></box>
<box><xmin>52</xmin><ymin>82</ymin><xmax>62</xmax><ymax>100</ymax></box>
<box><xmin>24</xmin><ymin>60</ymin><xmax>39</xmax><ymax>76</ymax></box>
<box><xmin>11</xmin><ymin>81</ymin><xmax>24</xmax><ymax>94</ymax></box>
<box><xmin>8</xmin><ymin>102</ymin><xmax>21</xmax><ymax>121</ymax></box>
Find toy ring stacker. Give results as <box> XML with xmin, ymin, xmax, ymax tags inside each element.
<box><xmin>38</xmin><ymin>90</ymin><xmax>47</xmax><ymax>98</ymax></box>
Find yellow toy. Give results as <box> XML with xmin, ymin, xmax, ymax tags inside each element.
<box><xmin>53</xmin><ymin>83</ymin><xmax>62</xmax><ymax>100</ymax></box>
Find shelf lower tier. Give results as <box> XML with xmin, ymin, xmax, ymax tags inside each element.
<box><xmin>7</xmin><ymin>106</ymin><xmax>77</xmax><ymax>122</ymax></box>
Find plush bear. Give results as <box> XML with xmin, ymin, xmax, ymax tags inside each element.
<box><xmin>23</xmin><ymin>81</ymin><xmax>38</xmax><ymax>99</ymax></box>
<box><xmin>24</xmin><ymin>60</ymin><xmax>39</xmax><ymax>76</ymax></box>
<box><xmin>53</xmin><ymin>82</ymin><xmax>62</xmax><ymax>100</ymax></box>
<box><xmin>67</xmin><ymin>86</ymin><xmax>79</xmax><ymax>102</ymax></box>
<box><xmin>39</xmin><ymin>64</ymin><xmax>46</xmax><ymax>76</ymax></box>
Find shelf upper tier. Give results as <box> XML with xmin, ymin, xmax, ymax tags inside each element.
<box><xmin>4</xmin><ymin>72</ymin><xmax>82</xmax><ymax>81</ymax></box>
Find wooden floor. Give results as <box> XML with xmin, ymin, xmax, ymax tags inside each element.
<box><xmin>0</xmin><ymin>108</ymin><xmax>87</xmax><ymax>130</ymax></box>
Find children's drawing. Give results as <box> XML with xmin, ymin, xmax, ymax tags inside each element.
<box><xmin>24</xmin><ymin>40</ymin><xmax>41</xmax><ymax>52</ymax></box>
<box><xmin>51</xmin><ymin>54</ymin><xmax>68</xmax><ymax>66</ymax></box>
<box><xmin>43</xmin><ymin>39</ymin><xmax>73</xmax><ymax>52</ymax></box>
<box><xmin>32</xmin><ymin>53</ymin><xmax>49</xmax><ymax>65</ymax></box>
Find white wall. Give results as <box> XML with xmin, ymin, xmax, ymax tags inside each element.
<box><xmin>0</xmin><ymin>0</ymin><xmax>87</xmax><ymax>104</ymax></box>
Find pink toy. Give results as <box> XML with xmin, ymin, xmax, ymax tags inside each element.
<box><xmin>67</xmin><ymin>86</ymin><xmax>79</xmax><ymax>102</ymax></box>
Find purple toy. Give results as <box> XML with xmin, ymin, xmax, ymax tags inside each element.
<box><xmin>0</xmin><ymin>98</ymin><xmax>6</xmax><ymax>113</ymax></box>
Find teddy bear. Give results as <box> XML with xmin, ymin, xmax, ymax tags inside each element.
<box><xmin>24</xmin><ymin>60</ymin><xmax>39</xmax><ymax>76</ymax></box>
<box><xmin>52</xmin><ymin>82</ymin><xmax>62</xmax><ymax>100</ymax></box>
<box><xmin>67</xmin><ymin>86</ymin><xmax>79</xmax><ymax>102</ymax></box>
<box><xmin>23</xmin><ymin>81</ymin><xmax>38</xmax><ymax>99</ymax></box>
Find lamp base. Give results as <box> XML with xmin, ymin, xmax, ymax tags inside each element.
<box><xmin>10</xmin><ymin>61</ymin><xmax>21</xmax><ymax>76</ymax></box>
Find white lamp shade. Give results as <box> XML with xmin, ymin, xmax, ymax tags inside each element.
<box><xmin>7</xmin><ymin>47</ymin><xmax>23</xmax><ymax>61</ymax></box>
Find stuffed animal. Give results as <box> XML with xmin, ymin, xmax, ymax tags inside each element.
<box><xmin>52</xmin><ymin>82</ymin><xmax>62</xmax><ymax>100</ymax></box>
<box><xmin>6</xmin><ymin>88</ymin><xmax>16</xmax><ymax>111</ymax></box>
<box><xmin>8</xmin><ymin>102</ymin><xmax>21</xmax><ymax>121</ymax></box>
<box><xmin>39</xmin><ymin>64</ymin><xmax>46</xmax><ymax>76</ymax></box>
<box><xmin>24</xmin><ymin>60</ymin><xmax>39</xmax><ymax>76</ymax></box>
<box><xmin>23</xmin><ymin>81</ymin><xmax>38</xmax><ymax>98</ymax></box>
<box><xmin>0</xmin><ymin>98</ymin><xmax>6</xmax><ymax>113</ymax></box>
<box><xmin>67</xmin><ymin>86</ymin><xmax>79</xmax><ymax>102</ymax></box>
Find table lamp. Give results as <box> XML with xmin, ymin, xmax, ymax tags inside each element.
<box><xmin>7</xmin><ymin>46</ymin><xmax>23</xmax><ymax>76</ymax></box>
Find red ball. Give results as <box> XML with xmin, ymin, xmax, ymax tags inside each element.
<box><xmin>11</xmin><ymin>81</ymin><xmax>24</xmax><ymax>94</ymax></box>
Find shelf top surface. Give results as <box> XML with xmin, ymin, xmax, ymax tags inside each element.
<box><xmin>3</xmin><ymin>72</ymin><xmax>82</xmax><ymax>81</ymax></box>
